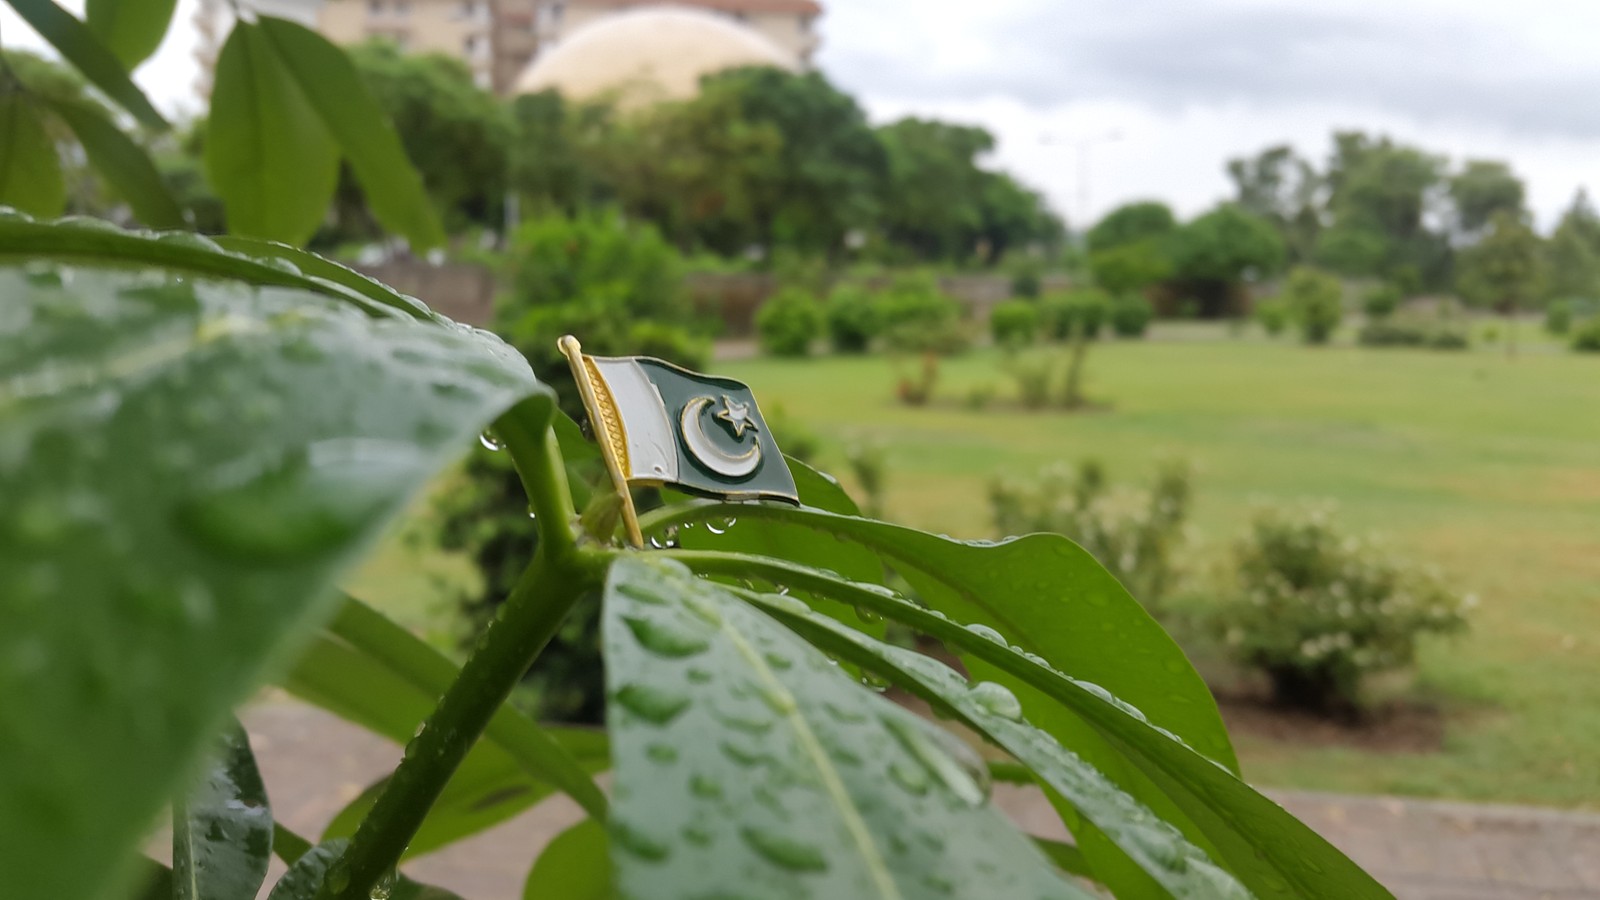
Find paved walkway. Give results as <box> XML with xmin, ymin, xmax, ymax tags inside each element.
<box><xmin>241</xmin><ymin>700</ymin><xmax>1600</xmax><ymax>899</ymax></box>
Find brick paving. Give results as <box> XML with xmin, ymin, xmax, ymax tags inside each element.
<box><xmin>241</xmin><ymin>700</ymin><xmax>1600</xmax><ymax>899</ymax></box>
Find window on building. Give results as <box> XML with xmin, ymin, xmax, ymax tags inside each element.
<box><xmin>464</xmin><ymin>33</ymin><xmax>479</xmax><ymax>53</ymax></box>
<box><xmin>394</xmin><ymin>0</ymin><xmax>411</xmax><ymax>15</ymax></box>
<box><xmin>368</xmin><ymin>0</ymin><xmax>383</xmax><ymax>14</ymax></box>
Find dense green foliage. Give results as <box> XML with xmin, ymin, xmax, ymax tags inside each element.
<box><xmin>1361</xmin><ymin>284</ymin><xmax>1402</xmax><ymax>320</ymax></box>
<box><xmin>756</xmin><ymin>286</ymin><xmax>825</xmax><ymax>357</ymax></box>
<box><xmin>1281</xmin><ymin>267</ymin><xmax>1345</xmax><ymax>344</ymax></box>
<box><xmin>823</xmin><ymin>283</ymin><xmax>883</xmax><ymax>354</ymax></box>
<box><xmin>989</xmin><ymin>298</ymin><xmax>1040</xmax><ymax>347</ymax></box>
<box><xmin>1039</xmin><ymin>288</ymin><xmax>1110</xmax><ymax>341</ymax></box>
<box><xmin>878</xmin><ymin>274</ymin><xmax>969</xmax><ymax>354</ymax></box>
<box><xmin>1108</xmin><ymin>293</ymin><xmax>1154</xmax><ymax>337</ymax></box>
<box><xmin>1213</xmin><ymin>506</ymin><xmax>1472</xmax><ymax>712</ymax></box>
<box><xmin>991</xmin><ymin>460</ymin><xmax>1192</xmax><ymax>612</ymax></box>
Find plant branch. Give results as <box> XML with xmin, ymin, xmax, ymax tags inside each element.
<box><xmin>324</xmin><ymin>546</ymin><xmax>608</xmax><ymax>900</ymax></box>
<box><xmin>324</xmin><ymin>397</ymin><xmax>602</xmax><ymax>899</ymax></box>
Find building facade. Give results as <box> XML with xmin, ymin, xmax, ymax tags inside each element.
<box><xmin>194</xmin><ymin>0</ymin><xmax>821</xmax><ymax>99</ymax></box>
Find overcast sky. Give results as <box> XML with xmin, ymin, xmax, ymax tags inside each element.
<box><xmin>5</xmin><ymin>0</ymin><xmax>1597</xmax><ymax>230</ymax></box>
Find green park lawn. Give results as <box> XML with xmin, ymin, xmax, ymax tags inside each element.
<box><xmin>354</xmin><ymin>322</ymin><xmax>1600</xmax><ymax>809</ymax></box>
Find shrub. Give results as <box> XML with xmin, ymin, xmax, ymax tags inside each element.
<box><xmin>1039</xmin><ymin>288</ymin><xmax>1110</xmax><ymax>341</ymax></box>
<box><xmin>1356</xmin><ymin>317</ymin><xmax>1469</xmax><ymax>351</ymax></box>
<box><xmin>880</xmin><ymin>274</ymin><xmax>969</xmax><ymax>355</ymax></box>
<box><xmin>1361</xmin><ymin>284</ymin><xmax>1401</xmax><ymax>320</ymax></box>
<box><xmin>1009</xmin><ymin>257</ymin><xmax>1043</xmax><ymax>298</ymax></box>
<box><xmin>1545</xmin><ymin>300</ymin><xmax>1574</xmax><ymax>335</ymax></box>
<box><xmin>1001</xmin><ymin>348</ymin><xmax>1058</xmax><ymax>409</ymax></box>
<box><xmin>991</xmin><ymin>460</ymin><xmax>1193</xmax><ymax>612</ymax></box>
<box><xmin>1281</xmin><ymin>267</ymin><xmax>1343</xmax><ymax>345</ymax></box>
<box><xmin>1110</xmin><ymin>293</ymin><xmax>1154</xmax><ymax>337</ymax></box>
<box><xmin>1214</xmin><ymin>505</ymin><xmax>1472</xmax><ymax>713</ymax></box>
<box><xmin>1574</xmin><ymin>317</ymin><xmax>1600</xmax><ymax>353</ymax></box>
<box><xmin>965</xmin><ymin>382</ymin><xmax>996</xmax><ymax>410</ymax></box>
<box><xmin>756</xmin><ymin>286</ymin><xmax>824</xmax><ymax>357</ymax></box>
<box><xmin>989</xmin><ymin>299</ymin><xmax>1040</xmax><ymax>347</ymax></box>
<box><xmin>824</xmin><ymin>283</ymin><xmax>882</xmax><ymax>353</ymax></box>
<box><xmin>1255</xmin><ymin>298</ymin><xmax>1289</xmax><ymax>336</ymax></box>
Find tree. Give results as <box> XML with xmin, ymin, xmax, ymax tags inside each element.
<box><xmin>1321</xmin><ymin>132</ymin><xmax>1450</xmax><ymax>285</ymax></box>
<box><xmin>1280</xmin><ymin>266</ymin><xmax>1345</xmax><ymax>344</ymax></box>
<box><xmin>1227</xmin><ymin>144</ymin><xmax>1322</xmax><ymax>263</ymax></box>
<box><xmin>876</xmin><ymin>117</ymin><xmax>996</xmax><ymax>262</ymax></box>
<box><xmin>1088</xmin><ymin>239</ymin><xmax>1172</xmax><ymax>293</ymax></box>
<box><xmin>699</xmin><ymin>67</ymin><xmax>888</xmax><ymax>257</ymax></box>
<box><xmin>1449</xmin><ymin>159</ymin><xmax>1526</xmax><ymax>237</ymax></box>
<box><xmin>1086</xmin><ymin>201</ymin><xmax>1177</xmax><ymax>253</ymax></box>
<box><xmin>1457</xmin><ymin>209</ymin><xmax>1544</xmax><ymax>355</ymax></box>
<box><xmin>1167</xmin><ymin>204</ymin><xmax>1286</xmax><ymax>316</ymax></box>
<box><xmin>338</xmin><ymin>40</ymin><xmax>511</xmax><ymax>240</ymax></box>
<box><xmin>1544</xmin><ymin>189</ymin><xmax>1600</xmax><ymax>301</ymax></box>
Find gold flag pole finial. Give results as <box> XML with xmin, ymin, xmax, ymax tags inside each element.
<box><xmin>559</xmin><ymin>335</ymin><xmax>645</xmax><ymax>549</ymax></box>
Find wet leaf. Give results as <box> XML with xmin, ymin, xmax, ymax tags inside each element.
<box><xmin>522</xmin><ymin>818</ymin><xmax>610</xmax><ymax>900</ymax></box>
<box><xmin>601</xmin><ymin>556</ymin><xmax>1091</xmax><ymax>899</ymax></box>
<box><xmin>172</xmin><ymin>719</ymin><xmax>273</xmax><ymax>900</ymax></box>
<box><xmin>0</xmin><ymin>223</ymin><xmax>550</xmax><ymax>900</ymax></box>
<box><xmin>265</xmin><ymin>841</ymin><xmax>464</xmax><ymax>900</ymax></box>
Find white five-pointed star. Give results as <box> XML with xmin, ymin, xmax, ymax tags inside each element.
<box><xmin>715</xmin><ymin>395</ymin><xmax>758</xmax><ymax>439</ymax></box>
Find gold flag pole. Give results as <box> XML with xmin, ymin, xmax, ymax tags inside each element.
<box><xmin>558</xmin><ymin>335</ymin><xmax>645</xmax><ymax>549</ymax></box>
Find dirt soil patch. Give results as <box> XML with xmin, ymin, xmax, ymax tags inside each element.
<box><xmin>1214</xmin><ymin>689</ymin><xmax>1447</xmax><ymax>754</ymax></box>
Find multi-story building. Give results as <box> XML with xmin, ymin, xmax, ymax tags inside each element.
<box><xmin>195</xmin><ymin>0</ymin><xmax>822</xmax><ymax>99</ymax></box>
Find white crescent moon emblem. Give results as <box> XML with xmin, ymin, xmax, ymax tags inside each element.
<box><xmin>681</xmin><ymin>396</ymin><xmax>761</xmax><ymax>478</ymax></box>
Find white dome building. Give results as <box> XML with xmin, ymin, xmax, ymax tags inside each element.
<box><xmin>514</xmin><ymin>5</ymin><xmax>801</xmax><ymax>107</ymax></box>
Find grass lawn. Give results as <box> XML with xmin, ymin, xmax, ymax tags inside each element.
<box><xmin>349</xmin><ymin>320</ymin><xmax>1600</xmax><ymax>809</ymax></box>
<box><xmin>716</xmin><ymin>323</ymin><xmax>1600</xmax><ymax>809</ymax></box>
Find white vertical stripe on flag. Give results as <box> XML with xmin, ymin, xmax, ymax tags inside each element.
<box><xmin>592</xmin><ymin>358</ymin><xmax>678</xmax><ymax>483</ymax></box>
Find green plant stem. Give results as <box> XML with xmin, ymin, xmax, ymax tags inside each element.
<box><xmin>325</xmin><ymin>400</ymin><xmax>602</xmax><ymax>900</ymax></box>
<box><xmin>325</xmin><ymin>546</ymin><xmax>606</xmax><ymax>900</ymax></box>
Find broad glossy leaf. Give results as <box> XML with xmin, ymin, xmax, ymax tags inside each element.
<box><xmin>256</xmin><ymin>17</ymin><xmax>446</xmax><ymax>250</ymax></box>
<box><xmin>680</xmin><ymin>555</ymin><xmax>1389</xmax><ymax>900</ymax></box>
<box><xmin>0</xmin><ymin>239</ymin><xmax>549</xmax><ymax>900</ymax></box>
<box><xmin>601</xmin><ymin>556</ymin><xmax>1092</xmax><ymax>899</ymax></box>
<box><xmin>0</xmin><ymin>94</ymin><xmax>66</xmax><ymax>216</ymax></box>
<box><xmin>650</xmin><ymin>504</ymin><xmax>1235</xmax><ymax>767</ymax></box>
<box><xmin>209</xmin><ymin>234</ymin><xmax>441</xmax><ymax>323</ymax></box>
<box><xmin>0</xmin><ymin>217</ymin><xmax>405</xmax><ymax>320</ymax></box>
<box><xmin>173</xmin><ymin>720</ymin><xmax>273</xmax><ymax>900</ymax></box>
<box><xmin>85</xmin><ymin>0</ymin><xmax>178</xmax><ymax>69</ymax></box>
<box><xmin>522</xmin><ymin>818</ymin><xmax>610</xmax><ymax>900</ymax></box>
<box><xmin>740</xmin><ymin>588</ymin><xmax>1252</xmax><ymax>900</ymax></box>
<box><xmin>266</xmin><ymin>841</ymin><xmax>464</xmax><ymax>900</ymax></box>
<box><xmin>4</xmin><ymin>0</ymin><xmax>168</xmax><ymax>128</ymax></box>
<box><xmin>205</xmin><ymin>22</ymin><xmax>338</xmax><ymax>245</ymax></box>
<box><xmin>45</xmin><ymin>97</ymin><xmax>185</xmax><ymax>227</ymax></box>
<box><xmin>667</xmin><ymin>460</ymin><xmax>884</xmax><ymax>643</ymax></box>
<box><xmin>274</xmin><ymin>823</ymin><xmax>314</xmax><ymax>866</ymax></box>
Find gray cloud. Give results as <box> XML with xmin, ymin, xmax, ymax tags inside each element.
<box><xmin>823</xmin><ymin>2</ymin><xmax>1600</xmax><ymax>139</ymax></box>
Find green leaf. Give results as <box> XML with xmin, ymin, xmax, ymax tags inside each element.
<box><xmin>3</xmin><ymin>0</ymin><xmax>168</xmax><ymax>129</ymax></box>
<box><xmin>739</xmin><ymin>587</ymin><xmax>1252</xmax><ymax>900</ymax></box>
<box><xmin>669</xmin><ymin>459</ymin><xmax>884</xmax><ymax>641</ymax></box>
<box><xmin>43</xmin><ymin>97</ymin><xmax>185</xmax><ymax>227</ymax></box>
<box><xmin>255</xmin><ymin>17</ymin><xmax>446</xmax><ymax>250</ymax></box>
<box><xmin>601</xmin><ymin>556</ymin><xmax>1093</xmax><ymax>899</ymax></box>
<box><xmin>205</xmin><ymin>22</ymin><xmax>338</xmax><ymax>245</ymax></box>
<box><xmin>522</xmin><ymin>818</ymin><xmax>610</xmax><ymax>900</ymax></box>
<box><xmin>131</xmin><ymin>859</ymin><xmax>175</xmax><ymax>900</ymax></box>
<box><xmin>293</xmin><ymin>596</ymin><xmax>608</xmax><ymax>830</ymax></box>
<box><xmin>173</xmin><ymin>719</ymin><xmax>273</xmax><ymax>900</ymax></box>
<box><xmin>676</xmin><ymin>553</ymin><xmax>1390</xmax><ymax>900</ymax></box>
<box><xmin>0</xmin><ymin>93</ymin><xmax>66</xmax><ymax>216</ymax></box>
<box><xmin>209</xmin><ymin>234</ymin><xmax>441</xmax><ymax>322</ymax></box>
<box><xmin>1034</xmin><ymin>838</ymin><xmax>1093</xmax><ymax>879</ymax></box>
<box><xmin>274</xmin><ymin>823</ymin><xmax>314</xmax><ymax>867</ymax></box>
<box><xmin>266</xmin><ymin>841</ymin><xmax>464</xmax><ymax>900</ymax></box>
<box><xmin>649</xmin><ymin>504</ymin><xmax>1236</xmax><ymax>768</ymax></box>
<box><xmin>0</xmin><ymin>232</ymin><xmax>549</xmax><ymax>900</ymax></box>
<box><xmin>85</xmin><ymin>0</ymin><xmax>178</xmax><ymax>69</ymax></box>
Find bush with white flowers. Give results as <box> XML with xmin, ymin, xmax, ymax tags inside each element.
<box><xmin>1215</xmin><ymin>504</ymin><xmax>1473</xmax><ymax>713</ymax></box>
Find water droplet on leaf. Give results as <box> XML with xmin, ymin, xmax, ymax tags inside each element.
<box><xmin>478</xmin><ymin>430</ymin><xmax>504</xmax><ymax>451</ymax></box>
<box><xmin>623</xmin><ymin>615</ymin><xmax>710</xmax><ymax>658</ymax></box>
<box><xmin>969</xmin><ymin>681</ymin><xmax>1024</xmax><ymax>720</ymax></box>
<box><xmin>740</xmin><ymin>827</ymin><xmax>828</xmax><ymax>872</ymax></box>
<box><xmin>615</xmin><ymin>683</ymin><xmax>690</xmax><ymax>725</ymax></box>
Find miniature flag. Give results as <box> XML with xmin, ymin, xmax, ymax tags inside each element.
<box><xmin>561</xmin><ymin>337</ymin><xmax>799</xmax><ymax>505</ymax></box>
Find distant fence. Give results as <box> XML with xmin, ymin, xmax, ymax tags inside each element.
<box><xmin>354</xmin><ymin>260</ymin><xmax>1074</xmax><ymax>336</ymax></box>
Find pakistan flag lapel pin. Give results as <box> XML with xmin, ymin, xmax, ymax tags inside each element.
<box><xmin>559</xmin><ymin>335</ymin><xmax>800</xmax><ymax>548</ymax></box>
